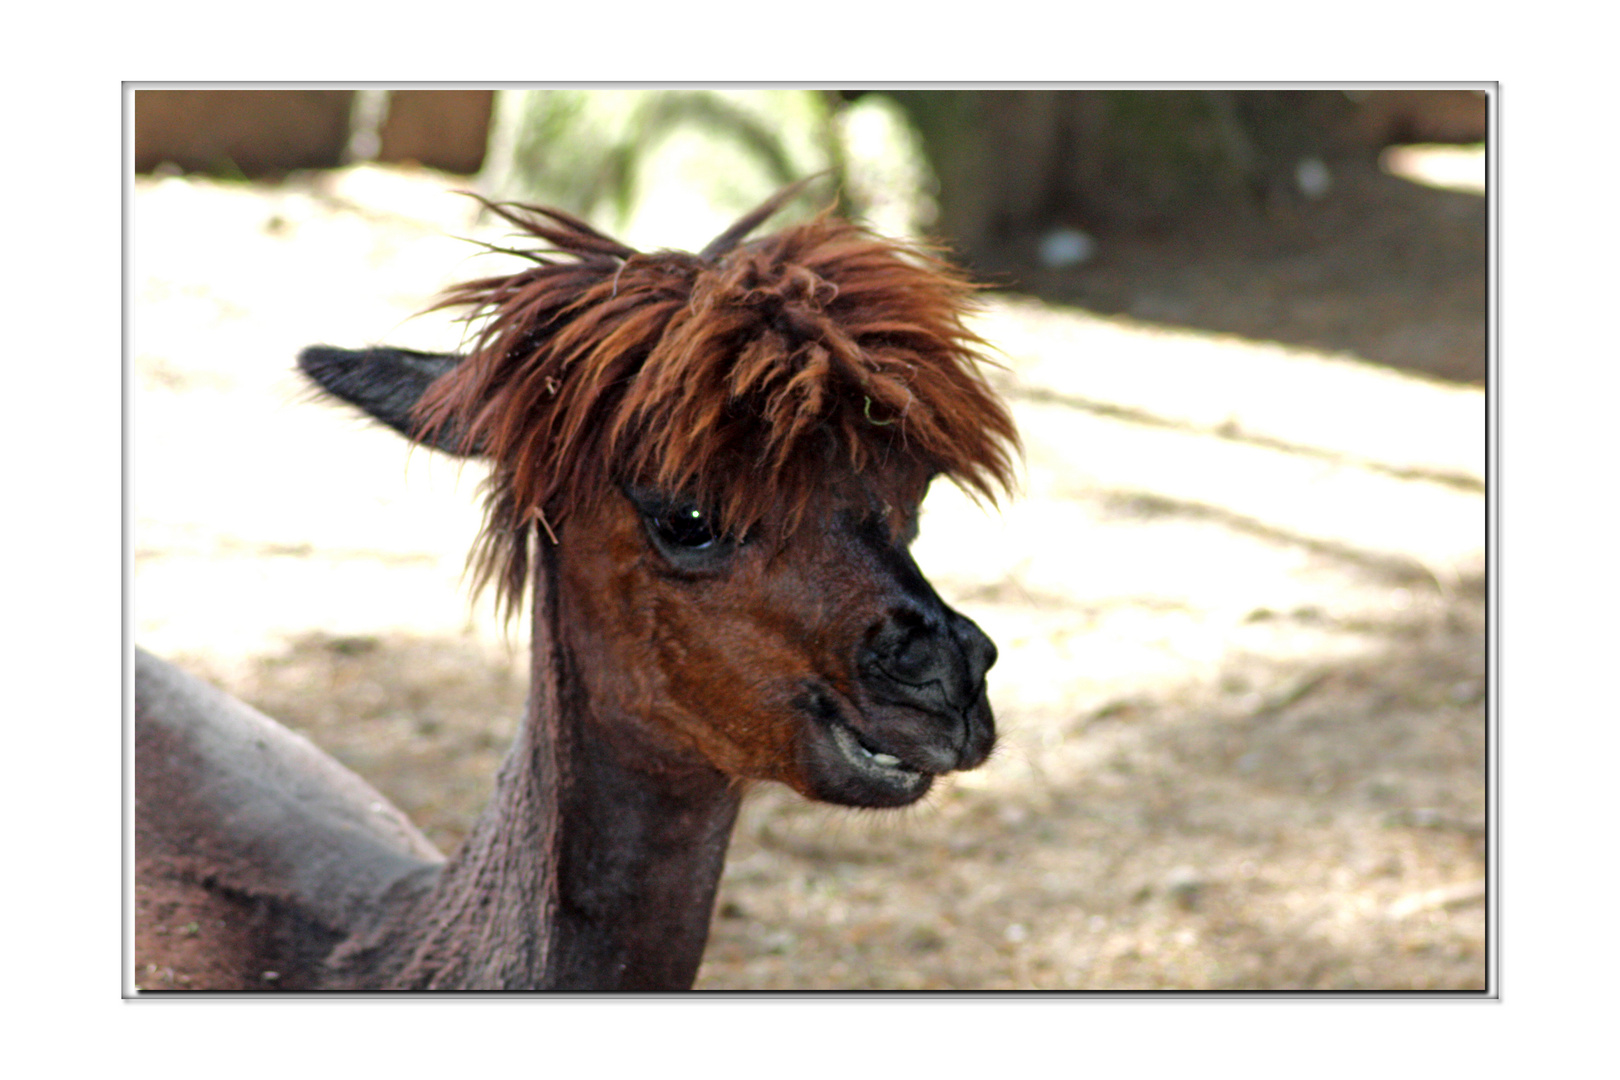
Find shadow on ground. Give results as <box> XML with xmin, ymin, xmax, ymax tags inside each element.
<box><xmin>1003</xmin><ymin>160</ymin><xmax>1486</xmax><ymax>386</ymax></box>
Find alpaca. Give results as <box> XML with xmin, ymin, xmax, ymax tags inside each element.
<box><xmin>134</xmin><ymin>182</ymin><xmax>1019</xmax><ymax>990</ymax></box>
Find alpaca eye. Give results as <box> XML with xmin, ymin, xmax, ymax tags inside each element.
<box><xmin>624</xmin><ymin>485</ymin><xmax>737</xmax><ymax>569</ymax></box>
<box><xmin>653</xmin><ymin>505</ymin><xmax>719</xmax><ymax>550</ymax></box>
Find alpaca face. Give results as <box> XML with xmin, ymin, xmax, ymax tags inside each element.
<box><xmin>299</xmin><ymin>342</ymin><xmax>1003</xmax><ymax>809</ymax></box>
<box><xmin>553</xmin><ymin>467</ymin><xmax>997</xmax><ymax>809</ymax></box>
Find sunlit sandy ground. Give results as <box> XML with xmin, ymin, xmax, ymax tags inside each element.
<box><xmin>1381</xmin><ymin>143</ymin><xmax>1486</xmax><ymax>194</ymax></box>
<box><xmin>132</xmin><ymin>163</ymin><xmax>1485</xmax><ymax>991</ymax></box>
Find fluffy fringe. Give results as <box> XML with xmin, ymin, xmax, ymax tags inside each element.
<box><xmin>413</xmin><ymin>186</ymin><xmax>1020</xmax><ymax>619</ymax></box>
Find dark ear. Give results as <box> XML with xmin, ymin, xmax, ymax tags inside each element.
<box><xmin>297</xmin><ymin>346</ymin><xmax>479</xmax><ymax>456</ymax></box>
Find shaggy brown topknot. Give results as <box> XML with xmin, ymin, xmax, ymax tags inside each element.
<box><xmin>414</xmin><ymin>183</ymin><xmax>1020</xmax><ymax>617</ymax></box>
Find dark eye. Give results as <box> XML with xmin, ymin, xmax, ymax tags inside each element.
<box><xmin>624</xmin><ymin>485</ymin><xmax>739</xmax><ymax>572</ymax></box>
<box><xmin>651</xmin><ymin>504</ymin><xmax>719</xmax><ymax>550</ymax></box>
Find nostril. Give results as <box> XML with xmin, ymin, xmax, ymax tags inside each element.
<box><xmin>861</xmin><ymin>609</ymin><xmax>935</xmax><ymax>681</ymax></box>
<box><xmin>892</xmin><ymin>631</ymin><xmax>937</xmax><ymax>682</ymax></box>
<box><xmin>860</xmin><ymin>607</ymin><xmax>980</xmax><ymax>710</ymax></box>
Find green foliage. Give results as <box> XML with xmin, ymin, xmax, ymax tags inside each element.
<box><xmin>497</xmin><ymin>89</ymin><xmax>830</xmax><ymax>234</ymax></box>
<box><xmin>488</xmin><ymin>89</ymin><xmax>937</xmax><ymax>246</ymax></box>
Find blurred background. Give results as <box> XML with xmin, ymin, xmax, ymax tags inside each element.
<box><xmin>131</xmin><ymin>87</ymin><xmax>1487</xmax><ymax>991</ymax></box>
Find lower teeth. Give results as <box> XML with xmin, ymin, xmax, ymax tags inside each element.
<box><xmin>833</xmin><ymin>725</ymin><xmax>916</xmax><ymax>775</ymax></box>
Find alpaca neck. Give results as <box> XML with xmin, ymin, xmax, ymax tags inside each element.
<box><xmin>336</xmin><ymin>555</ymin><xmax>741</xmax><ymax>991</ymax></box>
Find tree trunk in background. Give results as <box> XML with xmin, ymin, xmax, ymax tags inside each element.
<box><xmin>134</xmin><ymin>90</ymin><xmax>356</xmax><ymax>176</ymax></box>
<box><xmin>875</xmin><ymin>89</ymin><xmax>1482</xmax><ymax>275</ymax></box>
<box><xmin>377</xmin><ymin>91</ymin><xmax>496</xmax><ymax>175</ymax></box>
<box><xmin>133</xmin><ymin>89</ymin><xmax>499</xmax><ymax>179</ymax></box>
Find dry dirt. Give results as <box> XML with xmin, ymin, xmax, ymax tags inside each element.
<box><xmin>132</xmin><ymin>155</ymin><xmax>1487</xmax><ymax>992</ymax></box>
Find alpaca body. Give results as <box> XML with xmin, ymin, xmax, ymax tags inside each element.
<box><xmin>134</xmin><ymin>647</ymin><xmax>440</xmax><ymax>989</ymax></box>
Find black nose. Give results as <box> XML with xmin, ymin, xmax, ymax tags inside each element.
<box><xmin>856</xmin><ymin>604</ymin><xmax>998</xmax><ymax>764</ymax></box>
<box><xmin>860</xmin><ymin>607</ymin><xmax>996</xmax><ymax>706</ymax></box>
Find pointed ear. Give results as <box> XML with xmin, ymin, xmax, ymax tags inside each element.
<box><xmin>297</xmin><ymin>346</ymin><xmax>480</xmax><ymax>456</ymax></box>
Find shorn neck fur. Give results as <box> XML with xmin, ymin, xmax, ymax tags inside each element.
<box><xmin>326</xmin><ymin>548</ymin><xmax>740</xmax><ymax>990</ymax></box>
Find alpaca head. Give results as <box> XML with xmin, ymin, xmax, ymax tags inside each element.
<box><xmin>300</xmin><ymin>187</ymin><xmax>1019</xmax><ymax>808</ymax></box>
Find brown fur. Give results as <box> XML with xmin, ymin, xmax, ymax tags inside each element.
<box><xmin>415</xmin><ymin>188</ymin><xmax>1020</xmax><ymax>618</ymax></box>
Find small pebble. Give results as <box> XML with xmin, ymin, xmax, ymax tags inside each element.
<box><xmin>1164</xmin><ymin>866</ymin><xmax>1207</xmax><ymax>911</ymax></box>
<box><xmin>1296</xmin><ymin>157</ymin><xmax>1333</xmax><ymax>199</ymax></box>
<box><xmin>1038</xmin><ymin>228</ymin><xmax>1096</xmax><ymax>268</ymax></box>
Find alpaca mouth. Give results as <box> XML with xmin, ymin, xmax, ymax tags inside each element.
<box><xmin>828</xmin><ymin>722</ymin><xmax>928</xmax><ymax>782</ymax></box>
<box><xmin>811</xmin><ymin>720</ymin><xmax>934</xmax><ymax>807</ymax></box>
<box><xmin>792</xmin><ymin>682</ymin><xmax>943</xmax><ymax>807</ymax></box>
